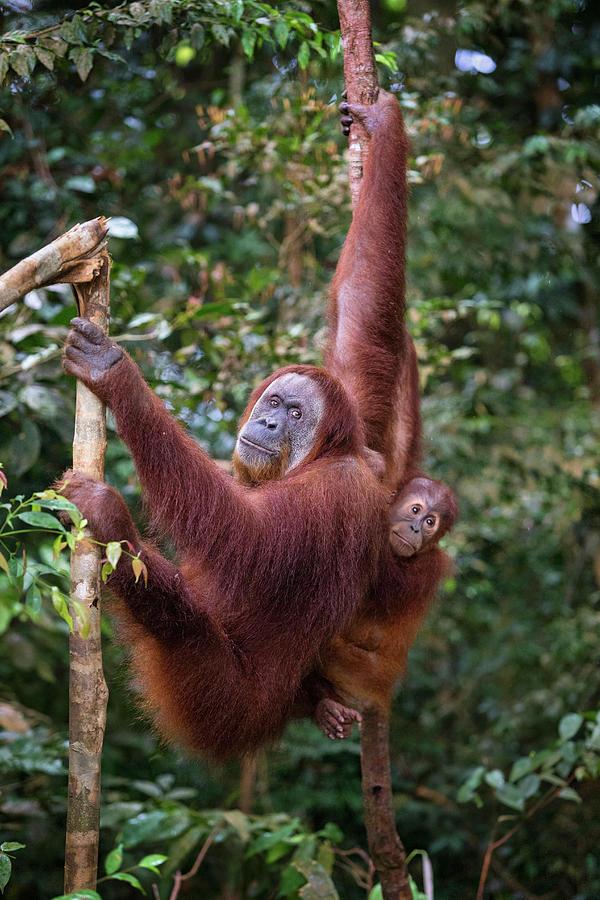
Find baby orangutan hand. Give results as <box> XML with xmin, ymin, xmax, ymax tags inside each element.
<box><xmin>314</xmin><ymin>697</ymin><xmax>362</xmax><ymax>740</ymax></box>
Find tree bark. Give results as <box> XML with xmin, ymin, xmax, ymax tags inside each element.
<box><xmin>336</xmin><ymin>3</ymin><xmax>412</xmax><ymax>897</ymax></box>
<box><xmin>360</xmin><ymin>709</ymin><xmax>412</xmax><ymax>900</ymax></box>
<box><xmin>0</xmin><ymin>217</ymin><xmax>108</xmax><ymax>313</ymax></box>
<box><xmin>0</xmin><ymin>218</ymin><xmax>111</xmax><ymax>893</ymax></box>
<box><xmin>337</xmin><ymin>0</ymin><xmax>379</xmax><ymax>208</ymax></box>
<box><xmin>63</xmin><ymin>255</ymin><xmax>110</xmax><ymax>893</ymax></box>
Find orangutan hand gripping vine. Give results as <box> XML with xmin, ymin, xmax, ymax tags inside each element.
<box><xmin>61</xmin><ymin>318</ymin><xmax>388</xmax><ymax>761</ymax></box>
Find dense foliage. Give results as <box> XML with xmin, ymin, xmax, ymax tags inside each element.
<box><xmin>0</xmin><ymin>0</ymin><xmax>599</xmax><ymax>897</ymax></box>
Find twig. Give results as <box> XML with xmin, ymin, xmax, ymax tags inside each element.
<box><xmin>168</xmin><ymin>822</ymin><xmax>223</xmax><ymax>900</ymax></box>
<box><xmin>476</xmin><ymin>777</ymin><xmax>576</xmax><ymax>900</ymax></box>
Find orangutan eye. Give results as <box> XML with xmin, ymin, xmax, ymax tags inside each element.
<box><xmin>289</xmin><ymin>408</ymin><xmax>302</xmax><ymax>420</ymax></box>
<box><xmin>425</xmin><ymin>516</ymin><xmax>436</xmax><ymax>528</ymax></box>
<box><xmin>411</xmin><ymin>505</ymin><xmax>420</xmax><ymax>515</ymax></box>
<box><xmin>269</xmin><ymin>397</ymin><xmax>280</xmax><ymax>408</ymax></box>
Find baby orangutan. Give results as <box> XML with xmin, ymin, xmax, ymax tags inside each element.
<box><xmin>308</xmin><ymin>475</ymin><xmax>457</xmax><ymax>740</ymax></box>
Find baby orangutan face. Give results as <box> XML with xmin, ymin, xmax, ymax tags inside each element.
<box><xmin>389</xmin><ymin>476</ymin><xmax>457</xmax><ymax>558</ymax></box>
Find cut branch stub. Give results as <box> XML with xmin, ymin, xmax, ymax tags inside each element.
<box><xmin>0</xmin><ymin>217</ymin><xmax>108</xmax><ymax>313</ymax></box>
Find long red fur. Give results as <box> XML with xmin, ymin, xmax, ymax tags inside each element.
<box><xmin>305</xmin><ymin>90</ymin><xmax>457</xmax><ymax>717</ymax></box>
<box><xmin>63</xmin><ymin>357</ymin><xmax>389</xmax><ymax>761</ymax></box>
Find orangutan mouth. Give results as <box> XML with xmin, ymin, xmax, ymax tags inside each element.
<box><xmin>240</xmin><ymin>436</ymin><xmax>278</xmax><ymax>456</ymax></box>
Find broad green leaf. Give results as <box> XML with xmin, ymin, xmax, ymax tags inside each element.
<box><xmin>495</xmin><ymin>783</ymin><xmax>525</xmax><ymax>812</ymax></box>
<box><xmin>298</xmin><ymin>41</ymin><xmax>310</xmax><ymax>70</ymax></box>
<box><xmin>0</xmin><ymin>119</ymin><xmax>12</xmax><ymax>136</ymax></box>
<box><xmin>509</xmin><ymin>756</ymin><xmax>534</xmax><ymax>782</ymax></box>
<box><xmin>18</xmin><ymin>511</ymin><xmax>64</xmax><ymax>531</ymax></box>
<box><xmin>9</xmin><ymin>45</ymin><xmax>36</xmax><ymax>77</ymax></box>
<box><xmin>138</xmin><ymin>853</ymin><xmax>167</xmax><ymax>873</ymax></box>
<box><xmin>484</xmin><ymin>769</ymin><xmax>504</xmax><ymax>789</ymax></box>
<box><xmin>223</xmin><ymin>810</ymin><xmax>250</xmax><ymax>842</ymax></box>
<box><xmin>109</xmin><ymin>872</ymin><xmax>144</xmax><ymax>892</ymax></box>
<box><xmin>0</xmin><ymin>854</ymin><xmax>11</xmax><ymax>893</ymax></box>
<box><xmin>0</xmin><ymin>843</ymin><xmax>24</xmax><ymax>852</ymax></box>
<box><xmin>105</xmin><ymin>844</ymin><xmax>123</xmax><ymax>875</ymax></box>
<box><xmin>52</xmin><ymin>891</ymin><xmax>102</xmax><ymax>899</ymax></box>
<box><xmin>241</xmin><ymin>30</ymin><xmax>256</xmax><ymax>60</ymax></box>
<box><xmin>518</xmin><ymin>774</ymin><xmax>541</xmax><ymax>798</ymax></box>
<box><xmin>34</xmin><ymin>46</ymin><xmax>54</xmax><ymax>70</ymax></box>
<box><xmin>559</xmin><ymin>714</ymin><xmax>583</xmax><ymax>741</ymax></box>
<box><xmin>0</xmin><ymin>54</ymin><xmax>8</xmax><ymax>85</ymax></box>
<box><xmin>101</xmin><ymin>561</ymin><xmax>113</xmax><ymax>583</ymax></box>
<box><xmin>559</xmin><ymin>787</ymin><xmax>581</xmax><ymax>803</ymax></box>
<box><xmin>274</xmin><ymin>19</ymin><xmax>289</xmax><ymax>48</ymax></box>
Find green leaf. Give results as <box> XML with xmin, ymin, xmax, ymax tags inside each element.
<box><xmin>34</xmin><ymin>45</ymin><xmax>54</xmax><ymax>70</ymax></box>
<box><xmin>559</xmin><ymin>787</ymin><xmax>581</xmax><ymax>803</ymax></box>
<box><xmin>0</xmin><ymin>119</ymin><xmax>10</xmax><ymax>137</ymax></box>
<box><xmin>121</xmin><ymin>810</ymin><xmax>169</xmax><ymax>847</ymax></box>
<box><xmin>138</xmin><ymin>853</ymin><xmax>167</xmax><ymax>872</ymax></box>
<box><xmin>51</xmin><ymin>586</ymin><xmax>73</xmax><ymax>632</ymax></box>
<box><xmin>298</xmin><ymin>41</ymin><xmax>310</xmax><ymax>70</ymax></box>
<box><xmin>559</xmin><ymin>714</ymin><xmax>583</xmax><ymax>741</ymax></box>
<box><xmin>518</xmin><ymin>774</ymin><xmax>541</xmax><ymax>798</ymax></box>
<box><xmin>9</xmin><ymin>45</ymin><xmax>36</xmax><ymax>77</ymax></box>
<box><xmin>279</xmin><ymin>864</ymin><xmax>307</xmax><ymax>895</ymax></box>
<box><xmin>509</xmin><ymin>756</ymin><xmax>534</xmax><ymax>782</ymax></box>
<box><xmin>484</xmin><ymin>769</ymin><xmax>504</xmax><ymax>789</ymax></box>
<box><xmin>52</xmin><ymin>891</ymin><xmax>102</xmax><ymax>899</ymax></box>
<box><xmin>106</xmin><ymin>542</ymin><xmax>122</xmax><ymax>568</ymax></box>
<box><xmin>495</xmin><ymin>783</ymin><xmax>525</xmax><ymax>812</ymax></box>
<box><xmin>223</xmin><ymin>810</ymin><xmax>250</xmax><ymax>842</ymax></box>
<box><xmin>241</xmin><ymin>30</ymin><xmax>256</xmax><ymax>60</ymax></box>
<box><xmin>0</xmin><ymin>551</ymin><xmax>9</xmax><ymax>576</ymax></box>
<box><xmin>0</xmin><ymin>54</ymin><xmax>8</xmax><ymax>85</ymax></box>
<box><xmin>105</xmin><ymin>843</ymin><xmax>123</xmax><ymax>875</ymax></box>
<box><xmin>0</xmin><ymin>854</ymin><xmax>11</xmax><ymax>893</ymax></box>
<box><xmin>274</xmin><ymin>19</ymin><xmax>289</xmax><ymax>48</ymax></box>
<box><xmin>101</xmin><ymin>561</ymin><xmax>113</xmax><ymax>583</ymax></box>
<box><xmin>18</xmin><ymin>511</ymin><xmax>64</xmax><ymax>531</ymax></box>
<box><xmin>0</xmin><ymin>843</ymin><xmax>25</xmax><ymax>852</ymax></box>
<box><xmin>109</xmin><ymin>871</ymin><xmax>144</xmax><ymax>892</ymax></box>
<box><xmin>69</xmin><ymin>47</ymin><xmax>93</xmax><ymax>81</ymax></box>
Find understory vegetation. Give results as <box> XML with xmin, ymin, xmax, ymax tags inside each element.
<box><xmin>0</xmin><ymin>0</ymin><xmax>599</xmax><ymax>897</ymax></box>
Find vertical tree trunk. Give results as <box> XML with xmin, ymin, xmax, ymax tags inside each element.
<box><xmin>360</xmin><ymin>709</ymin><xmax>412</xmax><ymax>900</ymax></box>
<box><xmin>64</xmin><ymin>253</ymin><xmax>111</xmax><ymax>894</ymax></box>
<box><xmin>337</xmin><ymin>0</ymin><xmax>379</xmax><ymax>207</ymax></box>
<box><xmin>335</xmin><ymin>3</ymin><xmax>412</xmax><ymax>898</ymax></box>
<box><xmin>0</xmin><ymin>218</ymin><xmax>111</xmax><ymax>892</ymax></box>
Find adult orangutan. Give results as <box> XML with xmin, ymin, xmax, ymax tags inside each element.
<box><xmin>303</xmin><ymin>90</ymin><xmax>458</xmax><ymax>739</ymax></box>
<box><xmin>61</xmin><ymin>319</ymin><xmax>388</xmax><ymax>761</ymax></box>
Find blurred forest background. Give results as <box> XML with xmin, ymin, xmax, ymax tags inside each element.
<box><xmin>0</xmin><ymin>0</ymin><xmax>599</xmax><ymax>898</ymax></box>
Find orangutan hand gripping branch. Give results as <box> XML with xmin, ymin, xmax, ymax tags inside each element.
<box><xmin>303</xmin><ymin>90</ymin><xmax>458</xmax><ymax>740</ymax></box>
<box><xmin>61</xmin><ymin>318</ymin><xmax>389</xmax><ymax>761</ymax></box>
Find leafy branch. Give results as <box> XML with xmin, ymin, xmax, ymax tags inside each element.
<box><xmin>0</xmin><ymin>0</ymin><xmax>341</xmax><ymax>90</ymax></box>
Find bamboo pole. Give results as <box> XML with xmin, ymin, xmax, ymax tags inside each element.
<box><xmin>0</xmin><ymin>218</ymin><xmax>110</xmax><ymax>892</ymax></box>
<box><xmin>335</xmin><ymin>3</ymin><xmax>412</xmax><ymax>898</ymax></box>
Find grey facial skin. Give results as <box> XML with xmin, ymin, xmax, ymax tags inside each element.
<box><xmin>235</xmin><ymin>373</ymin><xmax>324</xmax><ymax>474</ymax></box>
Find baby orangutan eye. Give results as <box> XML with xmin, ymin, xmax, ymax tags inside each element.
<box><xmin>411</xmin><ymin>505</ymin><xmax>420</xmax><ymax>514</ymax></box>
<box><xmin>290</xmin><ymin>408</ymin><xmax>302</xmax><ymax>420</ymax></box>
<box><xmin>425</xmin><ymin>516</ymin><xmax>436</xmax><ymax>528</ymax></box>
